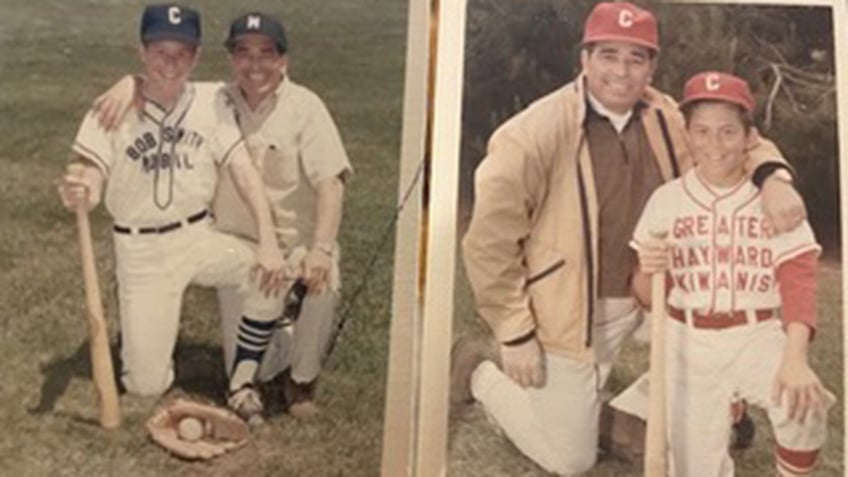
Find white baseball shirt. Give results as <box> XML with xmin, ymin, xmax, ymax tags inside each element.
<box><xmin>72</xmin><ymin>83</ymin><xmax>244</xmax><ymax>226</ymax></box>
<box><xmin>631</xmin><ymin>168</ymin><xmax>820</xmax><ymax>314</ymax></box>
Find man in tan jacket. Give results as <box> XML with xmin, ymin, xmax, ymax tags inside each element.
<box><xmin>453</xmin><ymin>2</ymin><xmax>805</xmax><ymax>474</ymax></box>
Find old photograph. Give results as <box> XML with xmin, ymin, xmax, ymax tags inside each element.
<box><xmin>0</xmin><ymin>0</ymin><xmax>406</xmax><ymax>475</ymax></box>
<box><xmin>449</xmin><ymin>1</ymin><xmax>844</xmax><ymax>475</ymax></box>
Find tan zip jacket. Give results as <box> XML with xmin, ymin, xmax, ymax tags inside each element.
<box><xmin>462</xmin><ymin>74</ymin><xmax>783</xmax><ymax>362</ymax></box>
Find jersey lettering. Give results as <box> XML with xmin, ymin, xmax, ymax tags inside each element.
<box><xmin>667</xmin><ymin>208</ymin><xmax>781</xmax><ymax>306</ymax></box>
<box><xmin>125</xmin><ymin>128</ymin><xmax>204</xmax><ymax>172</ymax></box>
<box><xmin>141</xmin><ymin>153</ymin><xmax>195</xmax><ymax>172</ymax></box>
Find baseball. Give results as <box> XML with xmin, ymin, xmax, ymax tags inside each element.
<box><xmin>177</xmin><ymin>416</ymin><xmax>205</xmax><ymax>442</ymax></box>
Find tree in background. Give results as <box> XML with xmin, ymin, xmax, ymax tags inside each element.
<box><xmin>460</xmin><ymin>0</ymin><xmax>839</xmax><ymax>252</ymax></box>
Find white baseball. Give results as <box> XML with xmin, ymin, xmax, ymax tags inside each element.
<box><xmin>177</xmin><ymin>416</ymin><xmax>204</xmax><ymax>442</ymax></box>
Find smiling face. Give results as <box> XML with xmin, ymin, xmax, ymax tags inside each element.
<box><xmin>229</xmin><ymin>34</ymin><xmax>287</xmax><ymax>107</ymax></box>
<box><xmin>686</xmin><ymin>101</ymin><xmax>751</xmax><ymax>187</ymax></box>
<box><xmin>581</xmin><ymin>41</ymin><xmax>656</xmax><ymax>114</ymax></box>
<box><xmin>139</xmin><ymin>39</ymin><xmax>199</xmax><ymax>101</ymax></box>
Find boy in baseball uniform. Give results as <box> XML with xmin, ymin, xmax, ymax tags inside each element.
<box><xmin>57</xmin><ymin>4</ymin><xmax>288</xmax><ymax>422</ymax></box>
<box><xmin>631</xmin><ymin>71</ymin><xmax>832</xmax><ymax>476</ymax></box>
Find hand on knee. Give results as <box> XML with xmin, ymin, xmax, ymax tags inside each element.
<box><xmin>499</xmin><ymin>335</ymin><xmax>546</xmax><ymax>388</ymax></box>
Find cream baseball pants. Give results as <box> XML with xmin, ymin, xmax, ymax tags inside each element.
<box><xmin>114</xmin><ymin>221</ymin><xmax>279</xmax><ymax>396</ymax></box>
<box><xmin>470</xmin><ymin>298</ymin><xmax>643</xmax><ymax>476</ymax></box>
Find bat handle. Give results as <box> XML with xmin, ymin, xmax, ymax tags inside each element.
<box><xmin>76</xmin><ymin>202</ymin><xmax>121</xmax><ymax>429</ymax></box>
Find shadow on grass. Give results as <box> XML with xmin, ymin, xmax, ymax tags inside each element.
<box><xmin>28</xmin><ymin>339</ymin><xmax>232</xmax><ymax>416</ymax></box>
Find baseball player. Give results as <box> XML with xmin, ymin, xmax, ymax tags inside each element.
<box><xmin>453</xmin><ymin>2</ymin><xmax>809</xmax><ymax>475</ymax></box>
<box><xmin>93</xmin><ymin>11</ymin><xmax>352</xmax><ymax>420</ymax></box>
<box><xmin>214</xmin><ymin>11</ymin><xmax>352</xmax><ymax>419</ymax></box>
<box><xmin>56</xmin><ymin>4</ymin><xmax>288</xmax><ymax>413</ymax></box>
<box><xmin>631</xmin><ymin>71</ymin><xmax>831</xmax><ymax>476</ymax></box>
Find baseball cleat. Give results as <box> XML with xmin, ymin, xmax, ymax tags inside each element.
<box><xmin>227</xmin><ymin>383</ymin><xmax>265</xmax><ymax>426</ymax></box>
<box><xmin>283</xmin><ymin>375</ymin><xmax>320</xmax><ymax>419</ymax></box>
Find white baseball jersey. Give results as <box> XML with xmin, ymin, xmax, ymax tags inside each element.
<box><xmin>68</xmin><ymin>82</ymin><xmax>282</xmax><ymax>396</ymax></box>
<box><xmin>631</xmin><ymin>168</ymin><xmax>829</xmax><ymax>476</ymax></box>
<box><xmin>631</xmin><ymin>168</ymin><xmax>820</xmax><ymax>313</ymax></box>
<box><xmin>72</xmin><ymin>83</ymin><xmax>244</xmax><ymax>226</ymax></box>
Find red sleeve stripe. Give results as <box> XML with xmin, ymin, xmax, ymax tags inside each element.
<box><xmin>776</xmin><ymin>250</ymin><xmax>818</xmax><ymax>336</ymax></box>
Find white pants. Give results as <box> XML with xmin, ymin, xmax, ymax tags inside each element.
<box><xmin>114</xmin><ymin>220</ymin><xmax>279</xmax><ymax>396</ymax></box>
<box><xmin>218</xmin><ymin>287</ymin><xmax>339</xmax><ymax>383</ymax></box>
<box><xmin>470</xmin><ymin>298</ymin><xmax>643</xmax><ymax>476</ymax></box>
<box><xmin>666</xmin><ymin>318</ymin><xmax>829</xmax><ymax>477</ymax></box>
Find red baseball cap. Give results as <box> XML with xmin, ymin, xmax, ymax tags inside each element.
<box><xmin>582</xmin><ymin>2</ymin><xmax>659</xmax><ymax>52</ymax></box>
<box><xmin>680</xmin><ymin>71</ymin><xmax>755</xmax><ymax>112</ymax></box>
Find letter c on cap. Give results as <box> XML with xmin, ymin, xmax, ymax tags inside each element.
<box><xmin>618</xmin><ymin>10</ymin><xmax>634</xmax><ymax>28</ymax></box>
<box><xmin>705</xmin><ymin>73</ymin><xmax>721</xmax><ymax>91</ymax></box>
<box><xmin>168</xmin><ymin>6</ymin><xmax>182</xmax><ymax>24</ymax></box>
<box><xmin>247</xmin><ymin>15</ymin><xmax>261</xmax><ymax>29</ymax></box>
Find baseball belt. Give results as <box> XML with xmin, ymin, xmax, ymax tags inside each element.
<box><xmin>668</xmin><ymin>307</ymin><xmax>774</xmax><ymax>330</ymax></box>
<box><xmin>113</xmin><ymin>209</ymin><xmax>209</xmax><ymax>235</ymax></box>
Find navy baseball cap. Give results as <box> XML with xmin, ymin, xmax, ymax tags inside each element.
<box><xmin>140</xmin><ymin>4</ymin><xmax>201</xmax><ymax>45</ymax></box>
<box><xmin>225</xmin><ymin>12</ymin><xmax>287</xmax><ymax>53</ymax></box>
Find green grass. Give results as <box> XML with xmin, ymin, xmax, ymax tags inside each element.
<box><xmin>0</xmin><ymin>1</ymin><xmax>406</xmax><ymax>475</ymax></box>
<box><xmin>450</xmin><ymin>258</ymin><xmax>844</xmax><ymax>476</ymax></box>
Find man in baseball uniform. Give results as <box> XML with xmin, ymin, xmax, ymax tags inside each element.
<box><xmin>453</xmin><ymin>2</ymin><xmax>808</xmax><ymax>474</ymax></box>
<box><xmin>213</xmin><ymin>12</ymin><xmax>352</xmax><ymax>419</ymax></box>
<box><xmin>93</xmin><ymin>11</ymin><xmax>352</xmax><ymax>420</ymax></box>
<box><xmin>56</xmin><ymin>4</ymin><xmax>287</xmax><ymax>412</ymax></box>
<box><xmin>632</xmin><ymin>71</ymin><xmax>830</xmax><ymax>476</ymax></box>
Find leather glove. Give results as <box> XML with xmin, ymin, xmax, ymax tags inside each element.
<box><xmin>146</xmin><ymin>398</ymin><xmax>250</xmax><ymax>460</ymax></box>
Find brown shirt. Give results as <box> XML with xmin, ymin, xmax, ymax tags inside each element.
<box><xmin>584</xmin><ymin>102</ymin><xmax>663</xmax><ymax>297</ymax></box>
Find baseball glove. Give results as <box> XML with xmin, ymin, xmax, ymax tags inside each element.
<box><xmin>146</xmin><ymin>398</ymin><xmax>250</xmax><ymax>460</ymax></box>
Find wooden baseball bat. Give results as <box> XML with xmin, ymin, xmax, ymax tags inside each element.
<box><xmin>644</xmin><ymin>268</ymin><xmax>667</xmax><ymax>476</ymax></box>
<box><xmin>76</xmin><ymin>203</ymin><xmax>121</xmax><ymax>429</ymax></box>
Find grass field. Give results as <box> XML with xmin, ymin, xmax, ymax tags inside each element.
<box><xmin>0</xmin><ymin>1</ymin><xmax>406</xmax><ymax>475</ymax></box>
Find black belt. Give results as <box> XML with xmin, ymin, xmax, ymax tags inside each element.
<box><xmin>113</xmin><ymin>210</ymin><xmax>209</xmax><ymax>235</ymax></box>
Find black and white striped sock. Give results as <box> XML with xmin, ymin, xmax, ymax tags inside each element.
<box><xmin>230</xmin><ymin>316</ymin><xmax>275</xmax><ymax>391</ymax></box>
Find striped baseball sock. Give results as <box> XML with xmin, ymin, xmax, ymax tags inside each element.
<box><xmin>230</xmin><ymin>316</ymin><xmax>276</xmax><ymax>392</ymax></box>
<box><xmin>775</xmin><ymin>445</ymin><xmax>819</xmax><ymax>476</ymax></box>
